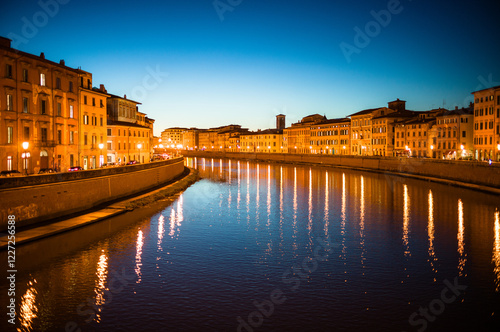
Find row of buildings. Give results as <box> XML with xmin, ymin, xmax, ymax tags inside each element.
<box><xmin>161</xmin><ymin>96</ymin><xmax>500</xmax><ymax>161</ymax></box>
<box><xmin>0</xmin><ymin>37</ymin><xmax>154</xmax><ymax>173</ymax></box>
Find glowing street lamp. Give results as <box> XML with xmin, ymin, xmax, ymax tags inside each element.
<box><xmin>98</xmin><ymin>143</ymin><xmax>104</xmax><ymax>167</ymax></box>
<box><xmin>22</xmin><ymin>141</ymin><xmax>29</xmax><ymax>175</ymax></box>
<box><xmin>137</xmin><ymin>143</ymin><xmax>142</xmax><ymax>163</ymax></box>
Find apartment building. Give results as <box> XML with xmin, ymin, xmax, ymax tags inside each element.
<box><xmin>472</xmin><ymin>86</ymin><xmax>500</xmax><ymax>161</ymax></box>
<box><xmin>0</xmin><ymin>36</ymin><xmax>79</xmax><ymax>173</ymax></box>
<box><xmin>309</xmin><ymin>118</ymin><xmax>350</xmax><ymax>155</ymax></box>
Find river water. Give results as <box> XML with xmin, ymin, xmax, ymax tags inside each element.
<box><xmin>2</xmin><ymin>157</ymin><xmax>500</xmax><ymax>332</ymax></box>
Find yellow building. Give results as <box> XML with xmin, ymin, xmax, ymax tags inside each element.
<box><xmin>240</xmin><ymin>129</ymin><xmax>284</xmax><ymax>153</ymax></box>
<box><xmin>285</xmin><ymin>114</ymin><xmax>325</xmax><ymax>154</ymax></box>
<box><xmin>0</xmin><ymin>36</ymin><xmax>79</xmax><ymax>173</ymax></box>
<box><xmin>309</xmin><ymin>118</ymin><xmax>350</xmax><ymax>155</ymax></box>
<box><xmin>350</xmin><ymin>99</ymin><xmax>405</xmax><ymax>156</ymax></box>
<box><xmin>435</xmin><ymin>106</ymin><xmax>474</xmax><ymax>159</ymax></box>
<box><xmin>77</xmin><ymin>71</ymin><xmax>109</xmax><ymax>169</ymax></box>
<box><xmin>106</xmin><ymin>94</ymin><xmax>151</xmax><ymax>164</ymax></box>
<box><xmin>182</xmin><ymin>128</ymin><xmax>199</xmax><ymax>150</ymax></box>
<box><xmin>161</xmin><ymin>127</ymin><xmax>186</xmax><ymax>148</ymax></box>
<box><xmin>472</xmin><ymin>86</ymin><xmax>500</xmax><ymax>161</ymax></box>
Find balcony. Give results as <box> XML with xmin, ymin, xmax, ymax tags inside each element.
<box><xmin>32</xmin><ymin>140</ymin><xmax>57</xmax><ymax>148</ymax></box>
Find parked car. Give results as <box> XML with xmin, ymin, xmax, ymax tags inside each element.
<box><xmin>68</xmin><ymin>166</ymin><xmax>83</xmax><ymax>171</ymax></box>
<box><xmin>0</xmin><ymin>170</ymin><xmax>22</xmax><ymax>177</ymax></box>
<box><xmin>38</xmin><ymin>168</ymin><xmax>57</xmax><ymax>174</ymax></box>
<box><xmin>126</xmin><ymin>160</ymin><xmax>137</xmax><ymax>165</ymax></box>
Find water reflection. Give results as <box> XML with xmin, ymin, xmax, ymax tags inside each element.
<box><xmin>360</xmin><ymin>176</ymin><xmax>366</xmax><ymax>275</ymax></box>
<box><xmin>403</xmin><ymin>184</ymin><xmax>411</xmax><ymax>257</ymax></box>
<box><xmin>341</xmin><ymin>173</ymin><xmax>347</xmax><ymax>282</ymax></box>
<box><xmin>158</xmin><ymin>214</ymin><xmax>165</xmax><ymax>251</ymax></box>
<box><xmin>427</xmin><ymin>190</ymin><xmax>438</xmax><ymax>280</ymax></box>
<box><xmin>457</xmin><ymin>199</ymin><xmax>466</xmax><ymax>277</ymax></box>
<box><xmin>94</xmin><ymin>250</ymin><xmax>109</xmax><ymax>322</ymax></box>
<box><xmin>324</xmin><ymin>171</ymin><xmax>329</xmax><ymax>237</ymax></box>
<box><xmin>19</xmin><ymin>278</ymin><xmax>38</xmax><ymax>331</ymax></box>
<box><xmin>494</xmin><ymin>211</ymin><xmax>500</xmax><ymax>292</ymax></box>
<box><xmin>135</xmin><ymin>230</ymin><xmax>144</xmax><ymax>284</ymax></box>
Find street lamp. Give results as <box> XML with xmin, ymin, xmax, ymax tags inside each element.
<box><xmin>137</xmin><ymin>143</ymin><xmax>142</xmax><ymax>163</ymax></box>
<box><xmin>22</xmin><ymin>141</ymin><xmax>29</xmax><ymax>175</ymax></box>
<box><xmin>98</xmin><ymin>143</ymin><xmax>104</xmax><ymax>167</ymax></box>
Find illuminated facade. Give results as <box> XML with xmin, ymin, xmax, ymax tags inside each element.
<box><xmin>0</xmin><ymin>36</ymin><xmax>79</xmax><ymax>173</ymax></box>
<box><xmin>472</xmin><ymin>86</ymin><xmax>500</xmax><ymax>161</ymax></box>
<box><xmin>309</xmin><ymin>118</ymin><xmax>350</xmax><ymax>155</ymax></box>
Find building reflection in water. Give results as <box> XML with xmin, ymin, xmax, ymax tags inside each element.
<box><xmin>427</xmin><ymin>190</ymin><xmax>438</xmax><ymax>281</ymax></box>
<box><xmin>94</xmin><ymin>250</ymin><xmax>109</xmax><ymax>322</ymax></box>
<box><xmin>403</xmin><ymin>184</ymin><xmax>411</xmax><ymax>257</ymax></box>
<box><xmin>169</xmin><ymin>195</ymin><xmax>184</xmax><ymax>238</ymax></box>
<box><xmin>360</xmin><ymin>176</ymin><xmax>366</xmax><ymax>275</ymax></box>
<box><xmin>237</xmin><ymin>161</ymin><xmax>241</xmax><ymax>209</ymax></box>
<box><xmin>292</xmin><ymin>167</ymin><xmax>298</xmax><ymax>253</ymax></box>
<box><xmin>341</xmin><ymin>173</ymin><xmax>347</xmax><ymax>282</ymax></box>
<box><xmin>267</xmin><ymin>165</ymin><xmax>271</xmax><ymax>226</ymax></box>
<box><xmin>457</xmin><ymin>199</ymin><xmax>466</xmax><ymax>277</ymax></box>
<box><xmin>19</xmin><ymin>278</ymin><xmax>38</xmax><ymax>330</ymax></box>
<box><xmin>324</xmin><ymin>171</ymin><xmax>329</xmax><ymax>238</ymax></box>
<box><xmin>135</xmin><ymin>230</ymin><xmax>144</xmax><ymax>284</ymax></box>
<box><xmin>308</xmin><ymin>168</ymin><xmax>313</xmax><ymax>234</ymax></box>
<box><xmin>493</xmin><ymin>210</ymin><xmax>500</xmax><ymax>292</ymax></box>
<box><xmin>158</xmin><ymin>214</ymin><xmax>165</xmax><ymax>251</ymax></box>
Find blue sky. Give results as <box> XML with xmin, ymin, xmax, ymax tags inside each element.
<box><xmin>1</xmin><ymin>0</ymin><xmax>499</xmax><ymax>136</ymax></box>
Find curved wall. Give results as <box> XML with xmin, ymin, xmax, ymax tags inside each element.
<box><xmin>0</xmin><ymin>158</ymin><xmax>184</xmax><ymax>230</ymax></box>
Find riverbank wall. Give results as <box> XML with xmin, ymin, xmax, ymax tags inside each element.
<box><xmin>184</xmin><ymin>151</ymin><xmax>500</xmax><ymax>191</ymax></box>
<box><xmin>0</xmin><ymin>157</ymin><xmax>185</xmax><ymax>230</ymax></box>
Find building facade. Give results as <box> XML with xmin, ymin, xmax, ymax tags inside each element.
<box><xmin>0</xmin><ymin>36</ymin><xmax>79</xmax><ymax>173</ymax></box>
<box><xmin>472</xmin><ymin>86</ymin><xmax>500</xmax><ymax>161</ymax></box>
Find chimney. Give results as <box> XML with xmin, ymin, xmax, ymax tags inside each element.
<box><xmin>455</xmin><ymin>106</ymin><xmax>458</xmax><ymax>110</ymax></box>
<box><xmin>124</xmin><ymin>94</ymin><xmax>127</xmax><ymax>99</ymax></box>
<box><xmin>0</xmin><ymin>36</ymin><xmax>12</xmax><ymax>48</ymax></box>
<box><xmin>59</xmin><ymin>59</ymin><xmax>65</xmax><ymax>66</ymax></box>
<box><xmin>40</xmin><ymin>52</ymin><xmax>45</xmax><ymax>59</ymax></box>
<box><xmin>100</xmin><ymin>84</ymin><xmax>107</xmax><ymax>92</ymax></box>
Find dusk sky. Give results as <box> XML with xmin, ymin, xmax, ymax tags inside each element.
<box><xmin>2</xmin><ymin>0</ymin><xmax>499</xmax><ymax>136</ymax></box>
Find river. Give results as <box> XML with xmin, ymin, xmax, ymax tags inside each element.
<box><xmin>1</xmin><ymin>157</ymin><xmax>500</xmax><ymax>331</ymax></box>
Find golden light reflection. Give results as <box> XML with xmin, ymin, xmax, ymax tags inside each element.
<box><xmin>19</xmin><ymin>278</ymin><xmax>38</xmax><ymax>331</ymax></box>
<box><xmin>211</xmin><ymin>158</ymin><xmax>214</xmax><ymax>172</ymax></box>
<box><xmin>219</xmin><ymin>159</ymin><xmax>223</xmax><ymax>175</ymax></box>
<box><xmin>427</xmin><ymin>190</ymin><xmax>437</xmax><ymax>279</ymax></box>
<box><xmin>135</xmin><ymin>230</ymin><xmax>144</xmax><ymax>283</ymax></box>
<box><xmin>403</xmin><ymin>184</ymin><xmax>411</xmax><ymax>257</ymax></box>
<box><xmin>237</xmin><ymin>161</ymin><xmax>241</xmax><ymax>209</ymax></box>
<box><xmin>360</xmin><ymin>176</ymin><xmax>366</xmax><ymax>273</ymax></box>
<box><xmin>246</xmin><ymin>162</ymin><xmax>250</xmax><ymax>221</ymax></box>
<box><xmin>457</xmin><ymin>199</ymin><xmax>466</xmax><ymax>277</ymax></box>
<box><xmin>158</xmin><ymin>214</ymin><xmax>165</xmax><ymax>250</ymax></box>
<box><xmin>308</xmin><ymin>168</ymin><xmax>313</xmax><ymax>232</ymax></box>
<box><xmin>493</xmin><ymin>211</ymin><xmax>500</xmax><ymax>292</ymax></box>
<box><xmin>341</xmin><ymin>173</ymin><xmax>347</xmax><ymax>282</ymax></box>
<box><xmin>228</xmin><ymin>160</ymin><xmax>232</xmax><ymax>184</ymax></box>
<box><xmin>324</xmin><ymin>171</ymin><xmax>329</xmax><ymax>237</ymax></box>
<box><xmin>267</xmin><ymin>165</ymin><xmax>271</xmax><ymax>225</ymax></box>
<box><xmin>94</xmin><ymin>250</ymin><xmax>109</xmax><ymax>322</ymax></box>
<box><xmin>169</xmin><ymin>195</ymin><xmax>184</xmax><ymax>238</ymax></box>
<box><xmin>202</xmin><ymin>158</ymin><xmax>206</xmax><ymax>171</ymax></box>
<box><xmin>293</xmin><ymin>167</ymin><xmax>298</xmax><ymax>253</ymax></box>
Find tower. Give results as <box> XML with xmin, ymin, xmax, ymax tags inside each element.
<box><xmin>276</xmin><ymin>114</ymin><xmax>286</xmax><ymax>131</ymax></box>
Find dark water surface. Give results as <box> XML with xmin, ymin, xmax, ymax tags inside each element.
<box><xmin>2</xmin><ymin>158</ymin><xmax>500</xmax><ymax>331</ymax></box>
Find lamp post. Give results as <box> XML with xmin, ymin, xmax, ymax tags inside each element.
<box><xmin>430</xmin><ymin>145</ymin><xmax>434</xmax><ymax>159</ymax></box>
<box><xmin>22</xmin><ymin>141</ymin><xmax>29</xmax><ymax>175</ymax></box>
<box><xmin>137</xmin><ymin>143</ymin><xmax>142</xmax><ymax>163</ymax></box>
<box><xmin>98</xmin><ymin>143</ymin><xmax>104</xmax><ymax>167</ymax></box>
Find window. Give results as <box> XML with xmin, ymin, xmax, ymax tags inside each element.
<box><xmin>84</xmin><ymin>134</ymin><xmax>88</xmax><ymax>145</ymax></box>
<box><xmin>5</xmin><ymin>64</ymin><xmax>12</xmax><ymax>78</ymax></box>
<box><xmin>41</xmin><ymin>100</ymin><xmax>46</xmax><ymax>114</ymax></box>
<box><xmin>7</xmin><ymin>126</ymin><xmax>13</xmax><ymax>144</ymax></box>
<box><xmin>100</xmin><ymin>99</ymin><xmax>104</xmax><ymax>108</ymax></box>
<box><xmin>41</xmin><ymin>128</ymin><xmax>47</xmax><ymax>142</ymax></box>
<box><xmin>107</xmin><ymin>142</ymin><xmax>112</xmax><ymax>150</ymax></box>
<box><xmin>22</xmin><ymin>69</ymin><xmax>28</xmax><ymax>82</ymax></box>
<box><xmin>6</xmin><ymin>94</ymin><xmax>13</xmax><ymax>110</ymax></box>
<box><xmin>84</xmin><ymin>114</ymin><xmax>89</xmax><ymax>125</ymax></box>
<box><xmin>24</xmin><ymin>127</ymin><xmax>30</xmax><ymax>140</ymax></box>
<box><xmin>70</xmin><ymin>131</ymin><xmax>74</xmax><ymax>144</ymax></box>
<box><xmin>92</xmin><ymin>98</ymin><xmax>95</xmax><ymax>106</ymax></box>
<box><xmin>69</xmin><ymin>105</ymin><xmax>74</xmax><ymax>118</ymax></box>
<box><xmin>69</xmin><ymin>81</ymin><xmax>73</xmax><ymax>92</ymax></box>
<box><xmin>107</xmin><ymin>129</ymin><xmax>112</xmax><ymax>135</ymax></box>
<box><xmin>70</xmin><ymin>154</ymin><xmax>74</xmax><ymax>167</ymax></box>
<box><xmin>84</xmin><ymin>96</ymin><xmax>87</xmax><ymax>104</ymax></box>
<box><xmin>56</xmin><ymin>77</ymin><xmax>61</xmax><ymax>89</ymax></box>
<box><xmin>57</xmin><ymin>130</ymin><xmax>62</xmax><ymax>144</ymax></box>
<box><xmin>57</xmin><ymin>102</ymin><xmax>62</xmax><ymax>116</ymax></box>
<box><xmin>23</xmin><ymin>97</ymin><xmax>28</xmax><ymax>113</ymax></box>
<box><xmin>118</xmin><ymin>142</ymin><xmax>121</xmax><ymax>150</ymax></box>
<box><xmin>40</xmin><ymin>73</ymin><xmax>45</xmax><ymax>86</ymax></box>
<box><xmin>7</xmin><ymin>156</ymin><xmax>12</xmax><ymax>171</ymax></box>
<box><xmin>100</xmin><ymin>117</ymin><xmax>103</xmax><ymax>126</ymax></box>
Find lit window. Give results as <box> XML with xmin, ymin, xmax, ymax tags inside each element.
<box><xmin>40</xmin><ymin>73</ymin><xmax>45</xmax><ymax>86</ymax></box>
